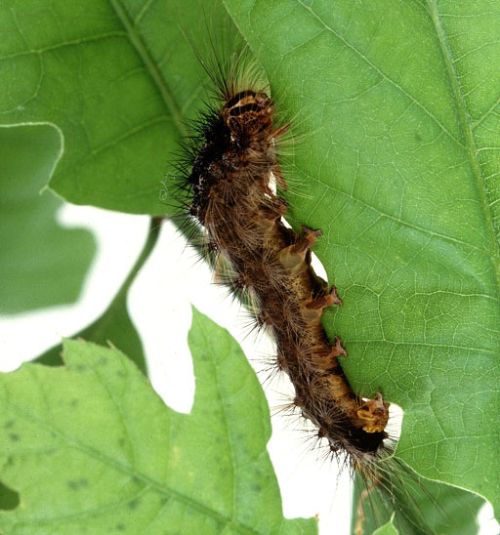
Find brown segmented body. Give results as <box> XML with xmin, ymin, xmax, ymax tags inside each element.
<box><xmin>186</xmin><ymin>85</ymin><xmax>389</xmax><ymax>458</ymax></box>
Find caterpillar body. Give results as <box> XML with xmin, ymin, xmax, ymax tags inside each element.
<box><xmin>179</xmin><ymin>58</ymin><xmax>390</xmax><ymax>470</ymax></box>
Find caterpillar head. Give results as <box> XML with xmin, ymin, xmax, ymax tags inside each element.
<box><xmin>222</xmin><ymin>89</ymin><xmax>273</xmax><ymax>140</ymax></box>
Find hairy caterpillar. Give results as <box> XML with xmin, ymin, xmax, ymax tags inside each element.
<box><xmin>188</xmin><ymin>68</ymin><xmax>390</xmax><ymax>456</ymax></box>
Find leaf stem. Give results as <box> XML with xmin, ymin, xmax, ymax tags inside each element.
<box><xmin>116</xmin><ymin>217</ymin><xmax>163</xmax><ymax>298</ymax></box>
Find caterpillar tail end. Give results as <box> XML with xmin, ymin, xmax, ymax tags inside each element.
<box><xmin>356</xmin><ymin>392</ymin><xmax>390</xmax><ymax>434</ymax></box>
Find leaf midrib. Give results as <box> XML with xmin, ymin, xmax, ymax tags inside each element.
<box><xmin>109</xmin><ymin>0</ymin><xmax>188</xmax><ymax>138</ymax></box>
<box><xmin>426</xmin><ymin>0</ymin><xmax>500</xmax><ymax>299</ymax></box>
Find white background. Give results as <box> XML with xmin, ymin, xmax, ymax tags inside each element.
<box><xmin>0</xmin><ymin>204</ymin><xmax>497</xmax><ymax>535</ymax></box>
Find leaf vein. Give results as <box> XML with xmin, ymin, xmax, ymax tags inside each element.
<box><xmin>425</xmin><ymin>0</ymin><xmax>500</xmax><ymax>300</ymax></box>
<box><xmin>3</xmin><ymin>400</ymin><xmax>258</xmax><ymax>535</ymax></box>
<box><xmin>295</xmin><ymin>0</ymin><xmax>464</xmax><ymax>147</ymax></box>
<box><xmin>108</xmin><ymin>0</ymin><xmax>188</xmax><ymax>137</ymax></box>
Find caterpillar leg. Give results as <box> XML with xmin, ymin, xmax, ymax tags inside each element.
<box><xmin>306</xmin><ymin>286</ymin><xmax>342</xmax><ymax>310</ymax></box>
<box><xmin>310</xmin><ymin>337</ymin><xmax>345</xmax><ymax>368</ymax></box>
<box><xmin>331</xmin><ymin>336</ymin><xmax>347</xmax><ymax>357</ymax></box>
<box><xmin>279</xmin><ymin>227</ymin><xmax>321</xmax><ymax>272</ymax></box>
<box><xmin>293</xmin><ymin>226</ymin><xmax>322</xmax><ymax>253</ymax></box>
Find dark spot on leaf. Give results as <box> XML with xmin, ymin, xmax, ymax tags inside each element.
<box><xmin>128</xmin><ymin>498</ymin><xmax>140</xmax><ymax>510</ymax></box>
<box><xmin>116</xmin><ymin>370</ymin><xmax>126</xmax><ymax>378</ymax></box>
<box><xmin>75</xmin><ymin>365</ymin><xmax>87</xmax><ymax>372</ymax></box>
<box><xmin>0</xmin><ymin>480</ymin><xmax>20</xmax><ymax>510</ymax></box>
<box><xmin>9</xmin><ymin>433</ymin><xmax>19</xmax><ymax>442</ymax></box>
<box><xmin>67</xmin><ymin>478</ymin><xmax>88</xmax><ymax>491</ymax></box>
<box><xmin>415</xmin><ymin>132</ymin><xmax>422</xmax><ymax>142</ymax></box>
<box><xmin>70</xmin><ymin>399</ymin><xmax>79</xmax><ymax>407</ymax></box>
<box><xmin>4</xmin><ymin>420</ymin><xmax>14</xmax><ymax>429</ymax></box>
<box><xmin>98</xmin><ymin>357</ymin><xmax>108</xmax><ymax>366</ymax></box>
<box><xmin>115</xmin><ymin>523</ymin><xmax>125</xmax><ymax>531</ymax></box>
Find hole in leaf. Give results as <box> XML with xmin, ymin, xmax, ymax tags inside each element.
<box><xmin>0</xmin><ymin>480</ymin><xmax>20</xmax><ymax>510</ymax></box>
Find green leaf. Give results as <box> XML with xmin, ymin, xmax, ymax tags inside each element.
<box><xmin>372</xmin><ymin>522</ymin><xmax>398</xmax><ymax>535</ymax></box>
<box><xmin>2</xmin><ymin>0</ymin><xmax>498</xmax><ymax>530</ymax></box>
<box><xmin>0</xmin><ymin>123</ymin><xmax>95</xmax><ymax>314</ymax></box>
<box><xmin>35</xmin><ymin>218</ymin><xmax>162</xmax><ymax>375</ymax></box>
<box><xmin>372</xmin><ymin>517</ymin><xmax>398</xmax><ymax>535</ymax></box>
<box><xmin>352</xmin><ymin>470</ymin><xmax>483</xmax><ymax>535</ymax></box>
<box><xmin>0</xmin><ymin>309</ymin><xmax>316</xmax><ymax>534</ymax></box>
<box><xmin>0</xmin><ymin>0</ymin><xmax>232</xmax><ymax>214</ymax></box>
<box><xmin>223</xmin><ymin>0</ymin><xmax>500</xmax><ymax>517</ymax></box>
